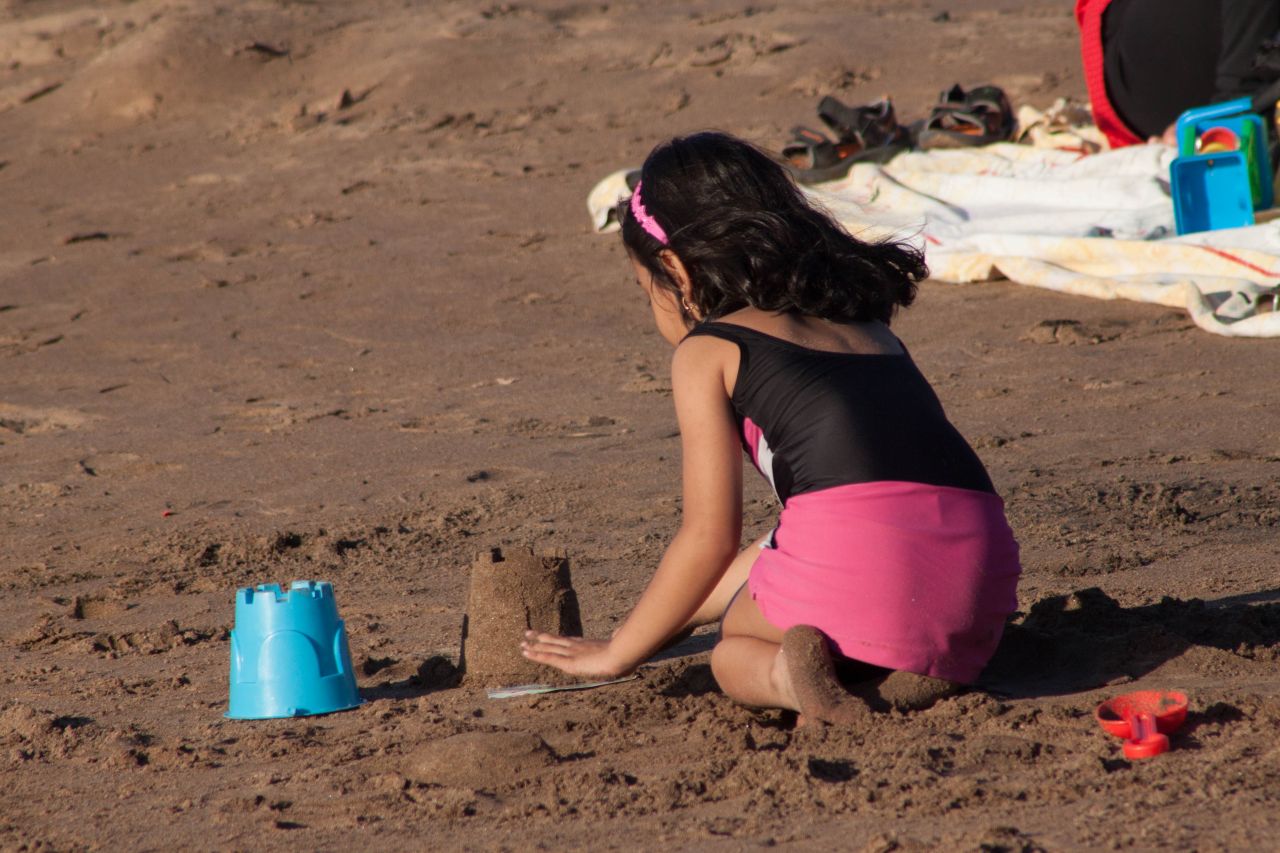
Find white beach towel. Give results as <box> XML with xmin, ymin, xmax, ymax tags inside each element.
<box><xmin>587</xmin><ymin>142</ymin><xmax>1280</xmax><ymax>337</ymax></box>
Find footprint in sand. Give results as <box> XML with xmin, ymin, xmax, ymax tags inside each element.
<box><xmin>70</xmin><ymin>595</ymin><xmax>134</xmax><ymax>620</ymax></box>
<box><xmin>623</xmin><ymin>371</ymin><xmax>671</xmax><ymax>395</ymax></box>
<box><xmin>0</xmin><ymin>403</ymin><xmax>93</xmax><ymax>435</ymax></box>
<box><xmin>686</xmin><ymin>32</ymin><xmax>802</xmax><ymax>69</ymax></box>
<box><xmin>76</xmin><ymin>452</ymin><xmax>182</xmax><ymax>478</ymax></box>
<box><xmin>0</xmin><ymin>482</ymin><xmax>69</xmax><ymax>512</ymax></box>
<box><xmin>1020</xmin><ymin>319</ymin><xmax>1101</xmax><ymax>345</ymax></box>
<box><xmin>1022</xmin><ymin>318</ymin><xmax>1130</xmax><ymax>345</ymax></box>
<box><xmin>217</xmin><ymin>402</ymin><xmax>300</xmax><ymax>433</ymax></box>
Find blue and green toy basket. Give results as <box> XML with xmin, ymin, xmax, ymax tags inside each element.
<box><xmin>1171</xmin><ymin>84</ymin><xmax>1280</xmax><ymax>235</ymax></box>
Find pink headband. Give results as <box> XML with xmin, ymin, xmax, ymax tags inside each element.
<box><xmin>630</xmin><ymin>180</ymin><xmax>668</xmax><ymax>245</ymax></box>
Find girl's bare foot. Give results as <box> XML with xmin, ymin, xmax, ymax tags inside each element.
<box><xmin>774</xmin><ymin>625</ymin><xmax>869</xmax><ymax>726</ymax></box>
<box><xmin>875</xmin><ymin>670</ymin><xmax>962</xmax><ymax>711</ymax></box>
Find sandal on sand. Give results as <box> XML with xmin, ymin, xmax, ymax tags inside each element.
<box><xmin>782</xmin><ymin>96</ymin><xmax>911</xmax><ymax>184</ymax></box>
<box><xmin>915</xmin><ymin>84</ymin><xmax>1015</xmax><ymax>149</ymax></box>
<box><xmin>781</xmin><ymin>126</ymin><xmax>869</xmax><ymax>183</ymax></box>
<box><xmin>815</xmin><ymin>95</ymin><xmax>904</xmax><ymax>147</ymax></box>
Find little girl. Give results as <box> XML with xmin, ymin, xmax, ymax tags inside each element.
<box><xmin>522</xmin><ymin>132</ymin><xmax>1021</xmax><ymax>723</ymax></box>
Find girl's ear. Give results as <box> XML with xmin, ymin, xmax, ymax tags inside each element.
<box><xmin>658</xmin><ymin>250</ymin><xmax>698</xmax><ymax>317</ymax></box>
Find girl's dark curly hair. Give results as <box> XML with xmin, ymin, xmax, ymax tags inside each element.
<box><xmin>618</xmin><ymin>131</ymin><xmax>926</xmax><ymax>324</ymax></box>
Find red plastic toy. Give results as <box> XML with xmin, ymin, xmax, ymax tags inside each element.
<box><xmin>1095</xmin><ymin>691</ymin><xmax>1189</xmax><ymax>760</ymax></box>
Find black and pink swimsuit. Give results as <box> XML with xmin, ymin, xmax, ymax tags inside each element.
<box><xmin>687</xmin><ymin>321</ymin><xmax>1021</xmax><ymax>683</ymax></box>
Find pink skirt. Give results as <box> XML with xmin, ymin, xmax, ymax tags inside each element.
<box><xmin>748</xmin><ymin>481</ymin><xmax>1021</xmax><ymax>684</ymax></box>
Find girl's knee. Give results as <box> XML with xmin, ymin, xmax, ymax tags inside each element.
<box><xmin>710</xmin><ymin>638</ymin><xmax>752</xmax><ymax>693</ymax></box>
<box><xmin>709</xmin><ymin>639</ymin><xmax>732</xmax><ymax>685</ymax></box>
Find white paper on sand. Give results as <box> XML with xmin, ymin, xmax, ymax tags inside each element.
<box><xmin>587</xmin><ymin>139</ymin><xmax>1280</xmax><ymax>338</ymax></box>
<box><xmin>487</xmin><ymin>675</ymin><xmax>639</xmax><ymax>700</ymax></box>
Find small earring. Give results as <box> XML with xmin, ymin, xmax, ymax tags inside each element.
<box><xmin>681</xmin><ymin>299</ymin><xmax>695</xmax><ymax>315</ymax></box>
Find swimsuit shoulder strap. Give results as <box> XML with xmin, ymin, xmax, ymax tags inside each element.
<box><xmin>682</xmin><ymin>320</ymin><xmax>755</xmax><ymax>346</ymax></box>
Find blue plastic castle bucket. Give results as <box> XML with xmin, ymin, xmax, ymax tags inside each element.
<box><xmin>226</xmin><ymin>580</ymin><xmax>363</xmax><ymax>720</ymax></box>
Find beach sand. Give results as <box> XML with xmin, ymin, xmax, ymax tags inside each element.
<box><xmin>2</xmin><ymin>0</ymin><xmax>1279</xmax><ymax>848</ymax></box>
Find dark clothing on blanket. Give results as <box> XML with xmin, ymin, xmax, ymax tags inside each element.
<box><xmin>1078</xmin><ymin>0</ymin><xmax>1280</xmax><ymax>144</ymax></box>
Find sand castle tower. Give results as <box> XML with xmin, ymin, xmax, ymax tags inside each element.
<box><xmin>460</xmin><ymin>547</ymin><xmax>582</xmax><ymax>686</ymax></box>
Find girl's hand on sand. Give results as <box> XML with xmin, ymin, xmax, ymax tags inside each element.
<box><xmin>520</xmin><ymin>631</ymin><xmax>628</xmax><ymax>678</ymax></box>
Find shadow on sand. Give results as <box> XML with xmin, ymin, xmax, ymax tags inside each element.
<box><xmin>359</xmin><ymin>655</ymin><xmax>461</xmax><ymax>701</ymax></box>
<box><xmin>980</xmin><ymin>586</ymin><xmax>1280</xmax><ymax>698</ymax></box>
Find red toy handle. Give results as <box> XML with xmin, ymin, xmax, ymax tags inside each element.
<box><xmin>1122</xmin><ymin>712</ymin><xmax>1170</xmax><ymax>760</ymax></box>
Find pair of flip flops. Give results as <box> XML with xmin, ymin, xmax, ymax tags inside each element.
<box><xmin>913</xmin><ymin>83</ymin><xmax>1015</xmax><ymax>149</ymax></box>
<box><xmin>782</xmin><ymin>95</ymin><xmax>912</xmax><ymax>184</ymax></box>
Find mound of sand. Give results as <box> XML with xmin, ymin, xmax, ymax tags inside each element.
<box><xmin>403</xmin><ymin>730</ymin><xmax>555</xmax><ymax>789</ymax></box>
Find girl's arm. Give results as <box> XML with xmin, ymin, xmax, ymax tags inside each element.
<box><xmin>521</xmin><ymin>335</ymin><xmax>743</xmax><ymax>677</ymax></box>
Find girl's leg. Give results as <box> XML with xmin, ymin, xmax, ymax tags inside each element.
<box><xmin>682</xmin><ymin>534</ymin><xmax>771</xmax><ymax>629</ymax></box>
<box><xmin>709</xmin><ymin>587</ymin><xmax>790</xmax><ymax>709</ymax></box>
<box><xmin>711</xmin><ymin>588</ymin><xmax>868</xmax><ymax>725</ymax></box>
